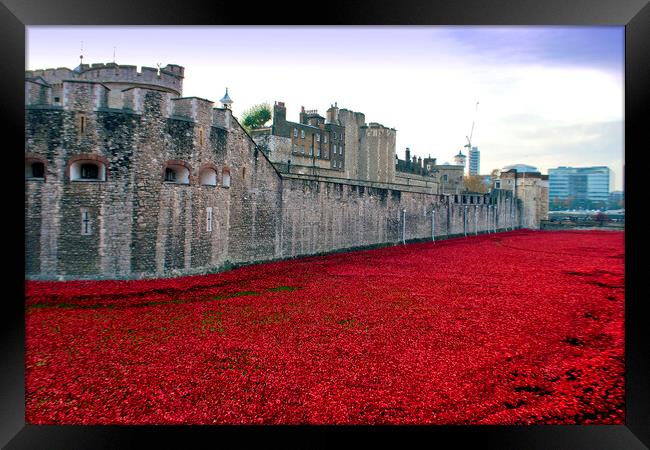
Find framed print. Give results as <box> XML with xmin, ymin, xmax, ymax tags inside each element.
<box><xmin>2</xmin><ymin>0</ymin><xmax>648</xmax><ymax>448</ymax></box>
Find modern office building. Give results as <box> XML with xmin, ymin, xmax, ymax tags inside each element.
<box><xmin>548</xmin><ymin>166</ymin><xmax>612</xmax><ymax>208</ymax></box>
<box><xmin>468</xmin><ymin>146</ymin><xmax>480</xmax><ymax>175</ymax></box>
<box><xmin>609</xmin><ymin>190</ymin><xmax>624</xmax><ymax>208</ymax></box>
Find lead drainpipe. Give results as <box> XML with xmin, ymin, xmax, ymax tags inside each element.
<box><xmin>311</xmin><ymin>134</ymin><xmax>316</xmax><ymax>176</ymax></box>
<box><xmin>402</xmin><ymin>209</ymin><xmax>406</xmax><ymax>245</ymax></box>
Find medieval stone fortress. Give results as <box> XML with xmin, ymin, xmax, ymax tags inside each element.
<box><xmin>25</xmin><ymin>62</ymin><xmax>548</xmax><ymax>279</ymax></box>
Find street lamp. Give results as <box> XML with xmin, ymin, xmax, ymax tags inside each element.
<box><xmin>431</xmin><ymin>209</ymin><xmax>436</xmax><ymax>242</ymax></box>
<box><xmin>487</xmin><ymin>204</ymin><xmax>491</xmax><ymax>233</ymax></box>
<box><xmin>464</xmin><ymin>205</ymin><xmax>468</xmax><ymax>237</ymax></box>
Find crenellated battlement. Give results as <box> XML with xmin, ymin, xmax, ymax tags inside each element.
<box><xmin>25</xmin><ymin>77</ymin><xmax>234</xmax><ymax>131</ymax></box>
<box><xmin>25</xmin><ymin>62</ymin><xmax>184</xmax><ymax>97</ymax></box>
<box><xmin>364</xmin><ymin>122</ymin><xmax>397</xmax><ymax>133</ymax></box>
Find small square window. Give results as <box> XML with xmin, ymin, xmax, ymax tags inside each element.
<box><xmin>293</xmin><ymin>128</ymin><xmax>298</xmax><ymax>137</ymax></box>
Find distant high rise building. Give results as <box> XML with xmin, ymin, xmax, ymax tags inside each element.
<box><xmin>468</xmin><ymin>146</ymin><xmax>480</xmax><ymax>175</ymax></box>
<box><xmin>548</xmin><ymin>166</ymin><xmax>611</xmax><ymax>209</ymax></box>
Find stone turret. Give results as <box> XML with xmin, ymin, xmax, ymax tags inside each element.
<box><xmin>454</xmin><ymin>150</ymin><xmax>467</xmax><ymax>170</ymax></box>
<box><xmin>326</xmin><ymin>102</ymin><xmax>339</xmax><ymax>124</ymax></box>
<box><xmin>273</xmin><ymin>101</ymin><xmax>287</xmax><ymax>125</ymax></box>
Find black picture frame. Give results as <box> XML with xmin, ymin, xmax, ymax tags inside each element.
<box><xmin>2</xmin><ymin>0</ymin><xmax>648</xmax><ymax>448</ymax></box>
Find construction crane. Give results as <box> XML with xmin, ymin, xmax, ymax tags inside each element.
<box><xmin>464</xmin><ymin>101</ymin><xmax>480</xmax><ymax>153</ymax></box>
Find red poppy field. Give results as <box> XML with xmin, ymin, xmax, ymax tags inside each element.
<box><xmin>25</xmin><ymin>229</ymin><xmax>625</xmax><ymax>425</ymax></box>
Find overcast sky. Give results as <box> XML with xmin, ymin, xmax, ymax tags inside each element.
<box><xmin>27</xmin><ymin>26</ymin><xmax>624</xmax><ymax>190</ymax></box>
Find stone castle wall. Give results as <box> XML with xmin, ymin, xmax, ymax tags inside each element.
<box><xmin>25</xmin><ymin>79</ymin><xmax>522</xmax><ymax>280</ymax></box>
<box><xmin>277</xmin><ymin>179</ymin><xmax>518</xmax><ymax>259</ymax></box>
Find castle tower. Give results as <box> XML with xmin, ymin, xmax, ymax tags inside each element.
<box><xmin>24</xmin><ymin>62</ymin><xmax>185</xmax><ymax>109</ymax></box>
<box><xmin>26</xmin><ymin>62</ymin><xmax>185</xmax><ymax>96</ymax></box>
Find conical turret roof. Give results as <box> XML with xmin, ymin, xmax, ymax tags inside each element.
<box><xmin>220</xmin><ymin>87</ymin><xmax>233</xmax><ymax>106</ymax></box>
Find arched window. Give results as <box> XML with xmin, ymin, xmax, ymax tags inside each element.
<box><xmin>69</xmin><ymin>158</ymin><xmax>107</xmax><ymax>181</ymax></box>
<box><xmin>222</xmin><ymin>168</ymin><xmax>231</xmax><ymax>188</ymax></box>
<box><xmin>199</xmin><ymin>167</ymin><xmax>218</xmax><ymax>186</ymax></box>
<box><xmin>163</xmin><ymin>161</ymin><xmax>190</xmax><ymax>184</ymax></box>
<box><xmin>25</xmin><ymin>158</ymin><xmax>46</xmax><ymax>180</ymax></box>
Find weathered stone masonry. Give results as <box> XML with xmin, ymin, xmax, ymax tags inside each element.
<box><xmin>25</xmin><ymin>64</ymin><xmax>522</xmax><ymax>279</ymax></box>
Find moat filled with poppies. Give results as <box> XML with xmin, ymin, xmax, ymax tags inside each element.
<box><xmin>25</xmin><ymin>230</ymin><xmax>624</xmax><ymax>424</ymax></box>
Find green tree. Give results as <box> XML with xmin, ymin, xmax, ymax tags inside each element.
<box><xmin>241</xmin><ymin>103</ymin><xmax>272</xmax><ymax>133</ymax></box>
<box><xmin>463</xmin><ymin>175</ymin><xmax>489</xmax><ymax>193</ymax></box>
